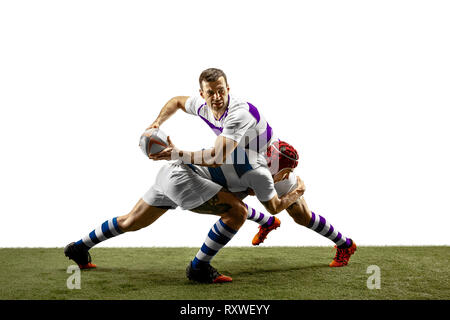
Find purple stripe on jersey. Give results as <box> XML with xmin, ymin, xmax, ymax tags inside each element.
<box><xmin>198</xmin><ymin>115</ymin><xmax>223</xmax><ymax>136</ymax></box>
<box><xmin>245</xmin><ymin>122</ymin><xmax>273</xmax><ymax>153</ymax></box>
<box><xmin>197</xmin><ymin>102</ymin><xmax>226</xmax><ymax>136</ymax></box>
<box><xmin>197</xmin><ymin>103</ymin><xmax>206</xmax><ymax>116</ymax></box>
<box><xmin>247</xmin><ymin>102</ymin><xmax>261</xmax><ymax>123</ymax></box>
<box><xmin>217</xmin><ymin>107</ymin><xmax>229</xmax><ymax>121</ymax></box>
<box><xmin>265</xmin><ymin>123</ymin><xmax>273</xmax><ymax>144</ymax></box>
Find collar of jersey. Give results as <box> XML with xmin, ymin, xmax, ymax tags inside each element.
<box><xmin>214</xmin><ymin>94</ymin><xmax>230</xmax><ymax>121</ymax></box>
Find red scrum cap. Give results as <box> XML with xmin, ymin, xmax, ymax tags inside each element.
<box><xmin>266</xmin><ymin>140</ymin><xmax>299</xmax><ymax>175</ymax></box>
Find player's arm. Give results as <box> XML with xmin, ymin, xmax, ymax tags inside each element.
<box><xmin>178</xmin><ymin>135</ymin><xmax>238</xmax><ymax>167</ymax></box>
<box><xmin>147</xmin><ymin>96</ymin><xmax>189</xmax><ymax>129</ymax></box>
<box><xmin>149</xmin><ymin>103</ymin><xmax>246</xmax><ymax>166</ymax></box>
<box><xmin>261</xmin><ymin>176</ymin><xmax>305</xmax><ymax>214</ymax></box>
<box><xmin>150</xmin><ymin>135</ymin><xmax>238</xmax><ymax>168</ymax></box>
<box><xmin>177</xmin><ymin>107</ymin><xmax>251</xmax><ymax>167</ymax></box>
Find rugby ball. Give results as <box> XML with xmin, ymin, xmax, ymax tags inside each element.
<box><xmin>139</xmin><ymin>128</ymin><xmax>169</xmax><ymax>157</ymax></box>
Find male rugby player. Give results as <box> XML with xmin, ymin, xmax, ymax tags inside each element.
<box><xmin>147</xmin><ymin>68</ymin><xmax>356</xmax><ymax>267</ymax></box>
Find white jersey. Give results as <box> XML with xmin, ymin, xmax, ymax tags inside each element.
<box><xmin>184</xmin><ymin>93</ymin><xmax>281</xmax><ymax>202</ymax></box>
<box><xmin>185</xmin><ymin>94</ymin><xmax>276</xmax><ymax>168</ymax></box>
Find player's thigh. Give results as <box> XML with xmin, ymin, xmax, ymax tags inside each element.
<box><xmin>190</xmin><ymin>190</ymin><xmax>246</xmax><ymax>217</ymax></box>
<box><xmin>286</xmin><ymin>196</ymin><xmax>312</xmax><ymax>226</ymax></box>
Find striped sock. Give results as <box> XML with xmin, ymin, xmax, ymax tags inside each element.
<box><xmin>307</xmin><ymin>212</ymin><xmax>352</xmax><ymax>249</ymax></box>
<box><xmin>74</xmin><ymin>217</ymin><xmax>124</xmax><ymax>251</ymax></box>
<box><xmin>244</xmin><ymin>203</ymin><xmax>275</xmax><ymax>227</ymax></box>
<box><xmin>192</xmin><ymin>218</ymin><xmax>237</xmax><ymax>269</ymax></box>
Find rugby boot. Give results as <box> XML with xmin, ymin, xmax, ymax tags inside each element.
<box><xmin>329</xmin><ymin>240</ymin><xmax>357</xmax><ymax>267</ymax></box>
<box><xmin>252</xmin><ymin>217</ymin><xmax>281</xmax><ymax>246</ymax></box>
<box><xmin>64</xmin><ymin>242</ymin><xmax>97</xmax><ymax>269</ymax></box>
<box><xmin>186</xmin><ymin>261</ymin><xmax>232</xmax><ymax>284</ymax></box>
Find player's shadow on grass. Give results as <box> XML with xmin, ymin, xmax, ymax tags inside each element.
<box><xmin>90</xmin><ymin>267</ymin><xmax>187</xmax><ymax>286</ymax></box>
<box><xmin>60</xmin><ymin>262</ymin><xmax>330</xmax><ymax>288</ymax></box>
<box><xmin>231</xmin><ymin>263</ymin><xmax>329</xmax><ymax>276</ymax></box>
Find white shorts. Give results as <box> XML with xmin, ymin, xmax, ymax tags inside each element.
<box><xmin>142</xmin><ymin>161</ymin><xmax>223</xmax><ymax>210</ymax></box>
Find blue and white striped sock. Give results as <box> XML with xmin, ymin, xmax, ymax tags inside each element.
<box><xmin>74</xmin><ymin>217</ymin><xmax>123</xmax><ymax>251</ymax></box>
<box><xmin>244</xmin><ymin>203</ymin><xmax>274</xmax><ymax>227</ymax></box>
<box><xmin>192</xmin><ymin>218</ymin><xmax>237</xmax><ymax>269</ymax></box>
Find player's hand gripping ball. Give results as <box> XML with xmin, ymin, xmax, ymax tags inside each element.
<box><xmin>139</xmin><ymin>128</ymin><xmax>169</xmax><ymax>157</ymax></box>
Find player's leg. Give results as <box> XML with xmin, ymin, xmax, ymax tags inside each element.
<box><xmin>186</xmin><ymin>189</ymin><xmax>247</xmax><ymax>283</ymax></box>
<box><xmin>286</xmin><ymin>196</ymin><xmax>357</xmax><ymax>267</ymax></box>
<box><xmin>64</xmin><ymin>164</ymin><xmax>176</xmax><ymax>269</ymax></box>
<box><xmin>285</xmin><ymin>196</ymin><xmax>312</xmax><ymax>226</ymax></box>
<box><xmin>152</xmin><ymin>163</ymin><xmax>246</xmax><ymax>283</ymax></box>
<box><xmin>64</xmin><ymin>199</ymin><xmax>168</xmax><ymax>269</ymax></box>
<box><xmin>190</xmin><ymin>189</ymin><xmax>247</xmax><ymax>229</ymax></box>
<box><xmin>116</xmin><ymin>199</ymin><xmax>168</xmax><ymax>232</ymax></box>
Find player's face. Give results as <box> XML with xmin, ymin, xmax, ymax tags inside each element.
<box><xmin>200</xmin><ymin>77</ymin><xmax>230</xmax><ymax>112</ymax></box>
<box><xmin>273</xmin><ymin>168</ymin><xmax>293</xmax><ymax>183</ymax></box>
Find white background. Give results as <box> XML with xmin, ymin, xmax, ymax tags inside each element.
<box><xmin>1</xmin><ymin>1</ymin><xmax>449</xmax><ymax>248</ymax></box>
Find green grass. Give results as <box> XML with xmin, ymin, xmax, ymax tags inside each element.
<box><xmin>0</xmin><ymin>246</ymin><xmax>448</xmax><ymax>300</ymax></box>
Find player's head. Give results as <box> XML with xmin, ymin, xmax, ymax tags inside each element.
<box><xmin>267</xmin><ymin>141</ymin><xmax>299</xmax><ymax>181</ymax></box>
<box><xmin>199</xmin><ymin>68</ymin><xmax>230</xmax><ymax>111</ymax></box>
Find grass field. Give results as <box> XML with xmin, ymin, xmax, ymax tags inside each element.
<box><xmin>0</xmin><ymin>246</ymin><xmax>448</xmax><ymax>300</ymax></box>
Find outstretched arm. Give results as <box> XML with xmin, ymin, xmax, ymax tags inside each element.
<box><xmin>147</xmin><ymin>96</ymin><xmax>189</xmax><ymax>129</ymax></box>
<box><xmin>150</xmin><ymin>135</ymin><xmax>239</xmax><ymax>168</ymax></box>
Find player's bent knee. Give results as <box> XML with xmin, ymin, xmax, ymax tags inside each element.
<box><xmin>236</xmin><ymin>202</ymin><xmax>248</xmax><ymax>221</ymax></box>
<box><xmin>227</xmin><ymin>201</ymin><xmax>247</xmax><ymax>224</ymax></box>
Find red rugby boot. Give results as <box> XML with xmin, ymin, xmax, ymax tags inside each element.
<box><xmin>329</xmin><ymin>240</ymin><xmax>357</xmax><ymax>267</ymax></box>
<box><xmin>252</xmin><ymin>217</ymin><xmax>281</xmax><ymax>246</ymax></box>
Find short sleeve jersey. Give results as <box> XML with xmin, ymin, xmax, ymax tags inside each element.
<box><xmin>184</xmin><ymin>94</ymin><xmax>281</xmax><ymax>201</ymax></box>
<box><xmin>185</xmin><ymin>94</ymin><xmax>275</xmax><ymax>157</ymax></box>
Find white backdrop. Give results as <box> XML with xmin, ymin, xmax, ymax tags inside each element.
<box><xmin>1</xmin><ymin>1</ymin><xmax>449</xmax><ymax>248</ymax></box>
